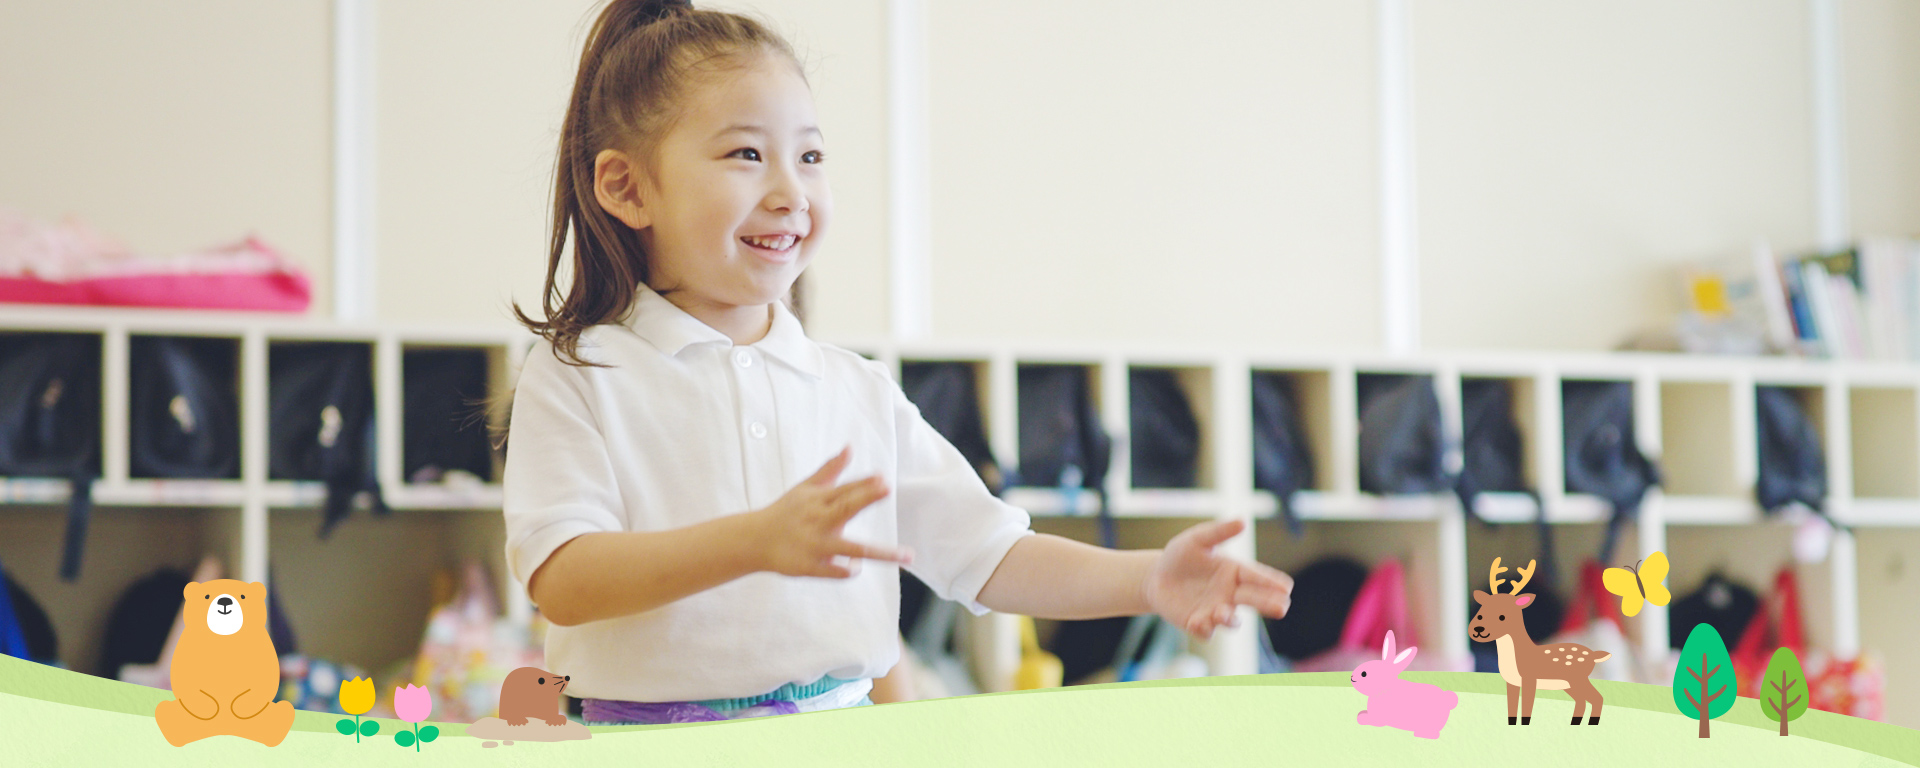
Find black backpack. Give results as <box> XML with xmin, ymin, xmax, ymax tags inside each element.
<box><xmin>1454</xmin><ymin>378</ymin><xmax>1533</xmax><ymax>521</ymax></box>
<box><xmin>1251</xmin><ymin>372</ymin><xmax>1316</xmax><ymax>536</ymax></box>
<box><xmin>900</xmin><ymin>361</ymin><xmax>1004</xmax><ymax>495</ymax></box>
<box><xmin>0</xmin><ymin>333</ymin><xmax>101</xmax><ymax>581</ymax></box>
<box><xmin>129</xmin><ymin>336</ymin><xmax>240</xmax><ymax>480</ymax></box>
<box><xmin>269</xmin><ymin>342</ymin><xmax>388</xmax><ymax>538</ymax></box>
<box><xmin>1263</xmin><ymin>557</ymin><xmax>1368</xmax><ymax>660</ymax></box>
<box><xmin>1128</xmin><ymin>369</ymin><xmax>1200</xmax><ymax>489</ymax></box>
<box><xmin>1755</xmin><ymin>386</ymin><xmax>1826</xmax><ymax>515</ymax></box>
<box><xmin>0</xmin><ymin>557</ymin><xmax>58</xmax><ymax>665</ymax></box>
<box><xmin>1561</xmin><ymin>380</ymin><xmax>1660</xmax><ymax>564</ymax></box>
<box><xmin>1668</xmin><ymin>571</ymin><xmax>1758</xmax><ymax>650</ymax></box>
<box><xmin>402</xmin><ymin>348</ymin><xmax>496</xmax><ymax>484</ymax></box>
<box><xmin>1357</xmin><ymin>374</ymin><xmax>1450</xmax><ymax>495</ymax></box>
<box><xmin>1016</xmin><ymin>364</ymin><xmax>1113</xmax><ymax>547</ymax></box>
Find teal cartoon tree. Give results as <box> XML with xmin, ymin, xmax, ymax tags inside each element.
<box><xmin>1761</xmin><ymin>646</ymin><xmax>1809</xmax><ymax>737</ymax></box>
<box><xmin>1672</xmin><ymin>623</ymin><xmax>1735</xmax><ymax>738</ymax></box>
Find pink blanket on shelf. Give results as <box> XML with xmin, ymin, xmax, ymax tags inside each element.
<box><xmin>0</xmin><ymin>208</ymin><xmax>312</xmax><ymax>312</ymax></box>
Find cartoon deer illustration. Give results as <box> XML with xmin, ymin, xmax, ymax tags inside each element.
<box><xmin>1470</xmin><ymin>557</ymin><xmax>1610</xmax><ymax>725</ymax></box>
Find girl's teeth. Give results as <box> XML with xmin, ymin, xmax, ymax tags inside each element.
<box><xmin>744</xmin><ymin>235</ymin><xmax>795</xmax><ymax>250</ymax></box>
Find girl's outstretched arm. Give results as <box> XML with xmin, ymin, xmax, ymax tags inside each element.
<box><xmin>973</xmin><ymin>518</ymin><xmax>1293</xmax><ymax>639</ymax></box>
<box><xmin>530</xmin><ymin>445</ymin><xmax>908</xmax><ymax>626</ymax></box>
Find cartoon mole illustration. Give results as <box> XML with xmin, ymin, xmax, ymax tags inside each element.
<box><xmin>153</xmin><ymin>580</ymin><xmax>297</xmax><ymax>747</ymax></box>
<box><xmin>499</xmin><ymin>667</ymin><xmax>570</xmax><ymax>726</ymax></box>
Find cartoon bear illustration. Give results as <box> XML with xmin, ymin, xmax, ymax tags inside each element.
<box><xmin>153</xmin><ymin>579</ymin><xmax>296</xmax><ymax>747</ymax></box>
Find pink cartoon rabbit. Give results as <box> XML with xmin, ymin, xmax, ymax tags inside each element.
<box><xmin>1351</xmin><ymin>630</ymin><xmax>1458</xmax><ymax>739</ymax></box>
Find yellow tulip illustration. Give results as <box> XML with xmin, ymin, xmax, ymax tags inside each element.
<box><xmin>335</xmin><ymin>677</ymin><xmax>381</xmax><ymax>743</ymax></box>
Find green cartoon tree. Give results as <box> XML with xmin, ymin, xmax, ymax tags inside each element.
<box><xmin>1761</xmin><ymin>646</ymin><xmax>1810</xmax><ymax>736</ymax></box>
<box><xmin>1672</xmin><ymin>623</ymin><xmax>1735</xmax><ymax>738</ymax></box>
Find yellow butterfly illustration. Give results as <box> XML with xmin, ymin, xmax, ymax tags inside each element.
<box><xmin>1602</xmin><ymin>550</ymin><xmax>1671</xmax><ymax>617</ymax></box>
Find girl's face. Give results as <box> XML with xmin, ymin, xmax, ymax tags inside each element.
<box><xmin>607</xmin><ymin>52</ymin><xmax>830</xmax><ymax>324</ymax></box>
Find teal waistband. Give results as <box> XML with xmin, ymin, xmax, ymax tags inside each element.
<box><xmin>693</xmin><ymin>674</ymin><xmax>859</xmax><ymax>711</ymax></box>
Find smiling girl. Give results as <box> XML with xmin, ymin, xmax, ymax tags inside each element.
<box><xmin>502</xmin><ymin>0</ymin><xmax>1296</xmax><ymax>725</ymax></box>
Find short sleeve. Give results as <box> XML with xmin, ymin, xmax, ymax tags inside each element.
<box><xmin>882</xmin><ymin>364</ymin><xmax>1034</xmax><ymax>615</ymax></box>
<box><xmin>501</xmin><ymin>338</ymin><xmax>627</xmax><ymax>600</ymax></box>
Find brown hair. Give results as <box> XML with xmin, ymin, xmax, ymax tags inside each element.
<box><xmin>511</xmin><ymin>0</ymin><xmax>809</xmax><ymax>369</ymax></box>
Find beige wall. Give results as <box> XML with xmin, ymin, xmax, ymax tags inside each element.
<box><xmin>0</xmin><ymin>1</ymin><xmax>334</xmax><ymax>316</ymax></box>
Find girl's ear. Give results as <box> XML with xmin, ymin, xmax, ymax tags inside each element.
<box><xmin>593</xmin><ymin>149</ymin><xmax>650</xmax><ymax>230</ymax></box>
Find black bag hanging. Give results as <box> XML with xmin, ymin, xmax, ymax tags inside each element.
<box><xmin>99</xmin><ymin>566</ymin><xmax>191</xmax><ymax>679</ymax></box>
<box><xmin>1251</xmin><ymin>372</ymin><xmax>1316</xmax><ymax>536</ymax></box>
<box><xmin>1560</xmin><ymin>380</ymin><xmax>1660</xmax><ymax>564</ymax></box>
<box><xmin>1667</xmin><ymin>571</ymin><xmax>1759</xmax><ymax>650</ymax></box>
<box><xmin>1128</xmin><ymin>368</ymin><xmax>1200</xmax><ymax>489</ymax></box>
<box><xmin>1454</xmin><ymin>378</ymin><xmax>1534</xmax><ymax>523</ymax></box>
<box><xmin>402</xmin><ymin>348</ymin><xmax>496</xmax><ymax>484</ymax></box>
<box><xmin>1046</xmin><ymin>614</ymin><xmax>1135</xmax><ymax>685</ymax></box>
<box><xmin>1263</xmin><ymin>556</ymin><xmax>1368</xmax><ymax>661</ymax></box>
<box><xmin>901</xmin><ymin>361</ymin><xmax>1004</xmax><ymax>495</ymax></box>
<box><xmin>1755</xmin><ymin>386</ymin><xmax>1826</xmax><ymax>516</ymax></box>
<box><xmin>0</xmin><ymin>333</ymin><xmax>101</xmax><ymax>581</ymax></box>
<box><xmin>1016</xmin><ymin>364</ymin><xmax>1114</xmax><ymax>547</ymax></box>
<box><xmin>1356</xmin><ymin>374</ymin><xmax>1450</xmax><ymax>495</ymax></box>
<box><xmin>129</xmin><ymin>336</ymin><xmax>239</xmax><ymax>479</ymax></box>
<box><xmin>0</xmin><ymin>556</ymin><xmax>57</xmax><ymax>665</ymax></box>
<box><xmin>269</xmin><ymin>342</ymin><xmax>388</xmax><ymax>538</ymax></box>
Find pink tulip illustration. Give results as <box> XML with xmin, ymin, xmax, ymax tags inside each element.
<box><xmin>392</xmin><ymin>684</ymin><xmax>439</xmax><ymax>750</ymax></box>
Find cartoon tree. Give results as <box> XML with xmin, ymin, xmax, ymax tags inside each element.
<box><xmin>1672</xmin><ymin>623</ymin><xmax>1734</xmax><ymax>738</ymax></box>
<box><xmin>1761</xmin><ymin>646</ymin><xmax>1809</xmax><ymax>737</ymax></box>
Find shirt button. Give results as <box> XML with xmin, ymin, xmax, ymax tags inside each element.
<box><xmin>749</xmin><ymin>422</ymin><xmax>767</xmax><ymax>439</ymax></box>
<box><xmin>734</xmin><ymin>349</ymin><xmax>753</xmax><ymax>368</ymax></box>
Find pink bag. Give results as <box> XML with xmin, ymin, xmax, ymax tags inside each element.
<box><xmin>1292</xmin><ymin>559</ymin><xmax>1419</xmax><ymax>673</ymax></box>
<box><xmin>0</xmin><ymin>208</ymin><xmax>310</xmax><ymax>312</ymax></box>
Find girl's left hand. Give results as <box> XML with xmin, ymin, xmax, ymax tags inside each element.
<box><xmin>1143</xmin><ymin>518</ymin><xmax>1294</xmax><ymax>639</ymax></box>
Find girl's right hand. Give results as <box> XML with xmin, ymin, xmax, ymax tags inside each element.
<box><xmin>751</xmin><ymin>446</ymin><xmax>914</xmax><ymax>578</ymax></box>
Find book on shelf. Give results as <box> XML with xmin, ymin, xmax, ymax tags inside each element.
<box><xmin>1679</xmin><ymin>236</ymin><xmax>1920</xmax><ymax>361</ymax></box>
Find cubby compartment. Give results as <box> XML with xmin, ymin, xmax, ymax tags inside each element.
<box><xmin>1254</xmin><ymin>518</ymin><xmax>1453</xmax><ymax>671</ymax></box>
<box><xmin>400</xmin><ymin>344</ymin><xmax>506</xmax><ymax>487</ymax></box>
<box><xmin>899</xmin><ymin>358</ymin><xmax>1000</xmax><ymax>491</ymax></box>
<box><xmin>1457</xmin><ymin>376</ymin><xmax>1541</xmax><ymax>520</ymax></box>
<box><xmin>1353</xmin><ymin>372</ymin><xmax>1447</xmax><ymax>496</ymax></box>
<box><xmin>0</xmin><ymin>331</ymin><xmax>103</xmax><ymax>479</ymax></box>
<box><xmin>1008</xmin><ymin>362</ymin><xmax>1106</xmax><ymax>515</ymax></box>
<box><xmin>1663</xmin><ymin>525</ymin><xmax>1835</xmax><ymax>655</ymax></box>
<box><xmin>269</xmin><ymin>507</ymin><xmax>519</xmax><ymax>711</ymax></box>
<box><xmin>265</xmin><ymin>340</ymin><xmax>377</xmax><ymax>485</ymax></box>
<box><xmin>1658</xmin><ymin>380</ymin><xmax>1739</xmax><ymax>497</ymax></box>
<box><xmin>1251</xmin><ymin>369</ymin><xmax>1334</xmax><ymax>493</ymax></box>
<box><xmin>1849</xmin><ymin>386</ymin><xmax>1920</xmax><ymax>500</ymax></box>
<box><xmin>0</xmin><ymin>505</ymin><xmax>240</xmax><ymax>678</ymax></box>
<box><xmin>128</xmin><ymin>335</ymin><xmax>241</xmax><ymax>480</ymax></box>
<box><xmin>1127</xmin><ymin>366</ymin><xmax>1213</xmax><ymax>490</ymax></box>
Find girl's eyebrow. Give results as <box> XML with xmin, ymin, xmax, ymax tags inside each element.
<box><xmin>712</xmin><ymin>123</ymin><xmax>823</xmax><ymax>140</ymax></box>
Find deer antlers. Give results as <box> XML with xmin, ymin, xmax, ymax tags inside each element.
<box><xmin>1489</xmin><ymin>557</ymin><xmax>1537</xmax><ymax>595</ymax></box>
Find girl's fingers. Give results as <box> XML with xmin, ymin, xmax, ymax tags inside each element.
<box><xmin>831</xmin><ymin>478</ymin><xmax>891</xmax><ymax>523</ymax></box>
<box><xmin>838</xmin><ymin>540</ymin><xmax>913</xmax><ymax>566</ymax></box>
<box><xmin>1235</xmin><ymin>583</ymin><xmax>1292</xmax><ymax>619</ymax></box>
<box><xmin>1182</xmin><ymin>518</ymin><xmax>1246</xmax><ymax>551</ymax></box>
<box><xmin>808</xmin><ymin>446</ymin><xmax>853</xmax><ymax>486</ymax></box>
<box><xmin>1245</xmin><ymin>562</ymin><xmax>1295</xmax><ymax>593</ymax></box>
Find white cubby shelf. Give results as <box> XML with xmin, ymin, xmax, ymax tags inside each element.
<box><xmin>836</xmin><ymin>337</ymin><xmax>1911</xmax><ymax>693</ymax></box>
<box><xmin>0</xmin><ymin>305</ymin><xmax>1907</xmax><ymax>698</ymax></box>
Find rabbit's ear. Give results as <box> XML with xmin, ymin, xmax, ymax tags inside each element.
<box><xmin>1394</xmin><ymin>646</ymin><xmax>1418</xmax><ymax>669</ymax></box>
<box><xmin>1381</xmin><ymin>630</ymin><xmax>1396</xmax><ymax>660</ymax></box>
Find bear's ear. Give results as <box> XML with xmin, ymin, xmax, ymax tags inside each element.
<box><xmin>182</xmin><ymin>582</ymin><xmax>200</xmax><ymax>600</ymax></box>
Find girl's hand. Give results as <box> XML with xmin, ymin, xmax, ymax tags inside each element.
<box><xmin>750</xmin><ymin>446</ymin><xmax>914</xmax><ymax>578</ymax></box>
<box><xmin>1142</xmin><ymin>518</ymin><xmax>1293</xmax><ymax>639</ymax></box>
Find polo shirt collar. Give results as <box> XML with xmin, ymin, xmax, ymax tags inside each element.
<box><xmin>623</xmin><ymin>282</ymin><xmax>824</xmax><ymax>379</ymax></box>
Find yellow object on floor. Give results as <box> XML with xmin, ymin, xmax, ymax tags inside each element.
<box><xmin>1013</xmin><ymin>616</ymin><xmax>1063</xmax><ymax>690</ymax></box>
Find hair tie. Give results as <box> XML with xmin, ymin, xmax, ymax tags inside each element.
<box><xmin>643</xmin><ymin>0</ymin><xmax>693</xmax><ymax>23</ymax></box>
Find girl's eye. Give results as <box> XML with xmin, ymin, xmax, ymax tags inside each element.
<box><xmin>731</xmin><ymin>148</ymin><xmax>761</xmax><ymax>162</ymax></box>
<box><xmin>729</xmin><ymin>148</ymin><xmax>826</xmax><ymax>164</ymax></box>
<box><xmin>804</xmin><ymin>150</ymin><xmax>824</xmax><ymax>164</ymax></box>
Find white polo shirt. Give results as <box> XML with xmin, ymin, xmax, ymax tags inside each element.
<box><xmin>502</xmin><ymin>281</ymin><xmax>1034</xmax><ymax>703</ymax></box>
